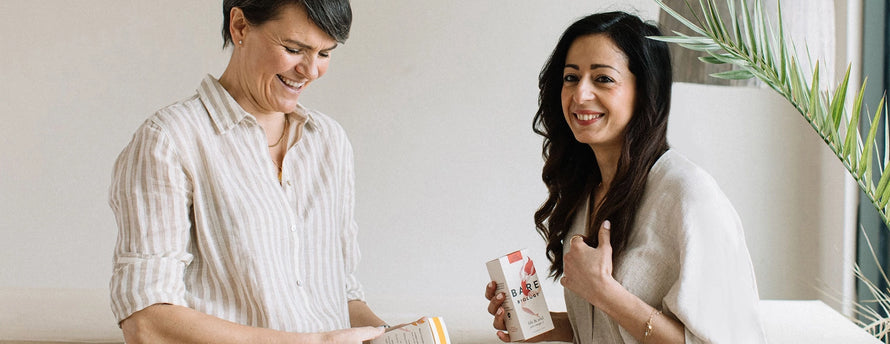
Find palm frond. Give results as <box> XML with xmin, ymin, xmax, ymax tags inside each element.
<box><xmin>652</xmin><ymin>0</ymin><xmax>890</xmax><ymax>228</ymax></box>
<box><xmin>653</xmin><ymin>0</ymin><xmax>890</xmax><ymax>339</ymax></box>
<box><xmin>855</xmin><ymin>228</ymin><xmax>890</xmax><ymax>342</ymax></box>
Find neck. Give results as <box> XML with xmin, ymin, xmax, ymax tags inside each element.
<box><xmin>592</xmin><ymin>144</ymin><xmax>621</xmax><ymax>189</ymax></box>
<box><xmin>219</xmin><ymin>63</ymin><xmax>283</xmax><ymax>119</ymax></box>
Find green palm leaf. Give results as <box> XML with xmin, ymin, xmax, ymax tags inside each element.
<box><xmin>842</xmin><ymin>77</ymin><xmax>868</xmax><ymax>164</ymax></box>
<box><xmin>653</xmin><ymin>0</ymin><xmax>890</xmax><ymax>227</ymax></box>
<box><xmin>709</xmin><ymin>69</ymin><xmax>754</xmax><ymax>79</ymax></box>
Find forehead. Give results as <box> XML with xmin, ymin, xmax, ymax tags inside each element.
<box><xmin>565</xmin><ymin>34</ymin><xmax>629</xmax><ymax>69</ymax></box>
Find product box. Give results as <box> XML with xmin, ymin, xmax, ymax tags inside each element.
<box><xmin>370</xmin><ymin>317</ymin><xmax>450</xmax><ymax>344</ymax></box>
<box><xmin>486</xmin><ymin>249</ymin><xmax>554</xmax><ymax>341</ymax></box>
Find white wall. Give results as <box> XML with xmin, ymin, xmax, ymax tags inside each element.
<box><xmin>0</xmin><ymin>0</ymin><xmax>851</xmax><ymax>341</ymax></box>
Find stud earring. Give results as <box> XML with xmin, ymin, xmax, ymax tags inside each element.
<box><xmin>238</xmin><ymin>40</ymin><xmax>243</xmax><ymax>45</ymax></box>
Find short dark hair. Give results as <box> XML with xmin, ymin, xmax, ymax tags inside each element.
<box><xmin>222</xmin><ymin>0</ymin><xmax>352</xmax><ymax>47</ymax></box>
<box><xmin>533</xmin><ymin>11</ymin><xmax>673</xmax><ymax>278</ymax></box>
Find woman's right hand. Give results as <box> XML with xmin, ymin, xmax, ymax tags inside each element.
<box><xmin>121</xmin><ymin>303</ymin><xmax>385</xmax><ymax>344</ymax></box>
<box><xmin>485</xmin><ymin>281</ymin><xmax>574</xmax><ymax>343</ymax></box>
<box><xmin>485</xmin><ymin>281</ymin><xmax>514</xmax><ymax>342</ymax></box>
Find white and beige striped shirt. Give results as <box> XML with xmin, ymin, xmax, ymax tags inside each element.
<box><xmin>109</xmin><ymin>75</ymin><xmax>364</xmax><ymax>332</ymax></box>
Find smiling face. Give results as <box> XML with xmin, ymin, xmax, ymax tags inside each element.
<box><xmin>561</xmin><ymin>34</ymin><xmax>636</xmax><ymax>153</ymax></box>
<box><xmin>226</xmin><ymin>4</ymin><xmax>338</xmax><ymax>116</ymax></box>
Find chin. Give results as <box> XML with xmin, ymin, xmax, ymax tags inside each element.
<box><xmin>573</xmin><ymin>134</ymin><xmax>611</xmax><ymax>147</ymax></box>
<box><xmin>276</xmin><ymin>102</ymin><xmax>299</xmax><ymax>113</ymax></box>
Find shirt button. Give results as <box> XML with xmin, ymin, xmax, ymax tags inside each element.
<box><xmin>296</xmin><ymin>280</ymin><xmax>303</xmax><ymax>287</ymax></box>
<box><xmin>290</xmin><ymin>225</ymin><xmax>297</xmax><ymax>232</ymax></box>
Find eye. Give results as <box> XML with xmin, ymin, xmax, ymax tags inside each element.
<box><xmin>595</xmin><ymin>75</ymin><xmax>615</xmax><ymax>83</ymax></box>
<box><xmin>285</xmin><ymin>46</ymin><xmax>301</xmax><ymax>54</ymax></box>
<box><xmin>563</xmin><ymin>74</ymin><xmax>579</xmax><ymax>83</ymax></box>
<box><xmin>319</xmin><ymin>51</ymin><xmax>331</xmax><ymax>58</ymax></box>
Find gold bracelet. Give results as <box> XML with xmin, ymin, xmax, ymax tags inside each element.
<box><xmin>643</xmin><ymin>309</ymin><xmax>662</xmax><ymax>339</ymax></box>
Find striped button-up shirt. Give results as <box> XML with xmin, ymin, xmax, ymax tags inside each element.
<box><xmin>109</xmin><ymin>75</ymin><xmax>364</xmax><ymax>332</ymax></box>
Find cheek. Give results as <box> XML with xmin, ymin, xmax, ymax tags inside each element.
<box><xmin>560</xmin><ymin>88</ymin><xmax>572</xmax><ymax>116</ymax></box>
<box><xmin>260</xmin><ymin>48</ymin><xmax>282</xmax><ymax>63</ymax></box>
<box><xmin>621</xmin><ymin>95</ymin><xmax>636</xmax><ymax>122</ymax></box>
<box><xmin>316</xmin><ymin>61</ymin><xmax>331</xmax><ymax>78</ymax></box>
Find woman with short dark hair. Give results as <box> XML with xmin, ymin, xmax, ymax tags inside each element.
<box><xmin>109</xmin><ymin>1</ymin><xmax>388</xmax><ymax>342</ymax></box>
<box><xmin>485</xmin><ymin>11</ymin><xmax>766</xmax><ymax>343</ymax></box>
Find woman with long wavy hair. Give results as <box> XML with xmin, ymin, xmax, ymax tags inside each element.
<box><xmin>485</xmin><ymin>11</ymin><xmax>765</xmax><ymax>343</ymax></box>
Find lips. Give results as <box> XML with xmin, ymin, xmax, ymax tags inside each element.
<box><xmin>574</xmin><ymin>113</ymin><xmax>603</xmax><ymax>121</ymax></box>
<box><xmin>277</xmin><ymin>74</ymin><xmax>305</xmax><ymax>90</ymax></box>
<box><xmin>573</xmin><ymin>111</ymin><xmax>604</xmax><ymax>122</ymax></box>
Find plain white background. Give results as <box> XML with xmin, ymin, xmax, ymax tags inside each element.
<box><xmin>0</xmin><ymin>0</ymin><xmax>854</xmax><ymax>341</ymax></box>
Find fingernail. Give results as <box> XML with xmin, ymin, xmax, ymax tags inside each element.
<box><xmin>496</xmin><ymin>307</ymin><xmax>503</xmax><ymax>315</ymax></box>
<box><xmin>604</xmin><ymin>220</ymin><xmax>611</xmax><ymax>229</ymax></box>
<box><xmin>497</xmin><ymin>293</ymin><xmax>504</xmax><ymax>300</ymax></box>
<box><xmin>489</xmin><ymin>281</ymin><xmax>495</xmax><ymax>288</ymax></box>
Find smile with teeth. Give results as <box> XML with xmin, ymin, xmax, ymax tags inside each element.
<box><xmin>277</xmin><ymin>75</ymin><xmax>305</xmax><ymax>89</ymax></box>
<box><xmin>574</xmin><ymin>113</ymin><xmax>603</xmax><ymax>121</ymax></box>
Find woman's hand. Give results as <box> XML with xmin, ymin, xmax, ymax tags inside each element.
<box><xmin>317</xmin><ymin>326</ymin><xmax>384</xmax><ymax>344</ymax></box>
<box><xmin>560</xmin><ymin>220</ymin><xmax>621</xmax><ymax>307</ymax></box>
<box><xmin>484</xmin><ymin>281</ymin><xmax>514</xmax><ymax>342</ymax></box>
<box><xmin>560</xmin><ymin>220</ymin><xmax>686</xmax><ymax>343</ymax></box>
<box><xmin>121</xmin><ymin>303</ymin><xmax>385</xmax><ymax>344</ymax></box>
<box><xmin>485</xmin><ymin>282</ymin><xmax>572</xmax><ymax>343</ymax></box>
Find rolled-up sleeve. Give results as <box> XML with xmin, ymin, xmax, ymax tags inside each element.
<box><xmin>108</xmin><ymin>120</ymin><xmax>194</xmax><ymax>324</ymax></box>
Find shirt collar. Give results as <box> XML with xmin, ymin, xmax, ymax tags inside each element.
<box><xmin>197</xmin><ymin>74</ymin><xmax>315</xmax><ymax>134</ymax></box>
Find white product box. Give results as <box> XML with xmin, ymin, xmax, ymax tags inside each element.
<box><xmin>486</xmin><ymin>249</ymin><xmax>554</xmax><ymax>341</ymax></box>
<box><xmin>371</xmin><ymin>317</ymin><xmax>450</xmax><ymax>344</ymax></box>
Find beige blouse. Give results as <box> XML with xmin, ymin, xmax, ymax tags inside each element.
<box><xmin>109</xmin><ymin>75</ymin><xmax>364</xmax><ymax>332</ymax></box>
<box><xmin>563</xmin><ymin>150</ymin><xmax>766</xmax><ymax>343</ymax></box>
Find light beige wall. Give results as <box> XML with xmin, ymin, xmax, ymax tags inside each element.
<box><xmin>669</xmin><ymin>83</ymin><xmax>847</xmax><ymax>305</ymax></box>
<box><xmin>0</xmin><ymin>1</ymin><xmax>229</xmax><ymax>290</ymax></box>
<box><xmin>0</xmin><ymin>0</ymin><xmax>852</xmax><ymax>339</ymax></box>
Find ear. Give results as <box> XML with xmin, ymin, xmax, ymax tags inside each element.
<box><xmin>229</xmin><ymin>7</ymin><xmax>250</xmax><ymax>44</ymax></box>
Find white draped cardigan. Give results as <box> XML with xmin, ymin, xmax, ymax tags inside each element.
<box><xmin>563</xmin><ymin>150</ymin><xmax>767</xmax><ymax>343</ymax></box>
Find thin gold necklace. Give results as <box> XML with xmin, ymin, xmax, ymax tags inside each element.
<box><xmin>268</xmin><ymin>116</ymin><xmax>289</xmax><ymax>148</ymax></box>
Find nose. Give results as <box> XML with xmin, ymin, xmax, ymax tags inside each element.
<box><xmin>295</xmin><ymin>55</ymin><xmax>320</xmax><ymax>80</ymax></box>
<box><xmin>572</xmin><ymin>79</ymin><xmax>595</xmax><ymax>104</ymax></box>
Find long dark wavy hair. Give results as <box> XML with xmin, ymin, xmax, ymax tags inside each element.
<box><xmin>533</xmin><ymin>11</ymin><xmax>673</xmax><ymax>278</ymax></box>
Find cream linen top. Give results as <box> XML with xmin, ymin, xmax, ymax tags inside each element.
<box><xmin>109</xmin><ymin>75</ymin><xmax>363</xmax><ymax>332</ymax></box>
<box><xmin>563</xmin><ymin>150</ymin><xmax>766</xmax><ymax>343</ymax></box>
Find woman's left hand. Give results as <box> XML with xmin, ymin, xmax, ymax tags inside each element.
<box><xmin>560</xmin><ymin>220</ymin><xmax>620</xmax><ymax>307</ymax></box>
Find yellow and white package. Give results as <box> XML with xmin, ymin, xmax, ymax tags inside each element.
<box><xmin>371</xmin><ymin>316</ymin><xmax>450</xmax><ymax>344</ymax></box>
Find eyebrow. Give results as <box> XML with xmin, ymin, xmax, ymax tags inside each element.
<box><xmin>283</xmin><ymin>38</ymin><xmax>338</xmax><ymax>51</ymax></box>
<box><xmin>564</xmin><ymin>64</ymin><xmax>620</xmax><ymax>73</ymax></box>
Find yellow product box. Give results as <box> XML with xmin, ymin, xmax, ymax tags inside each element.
<box><xmin>486</xmin><ymin>248</ymin><xmax>554</xmax><ymax>341</ymax></box>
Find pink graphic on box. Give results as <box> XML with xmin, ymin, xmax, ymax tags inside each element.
<box><xmin>518</xmin><ymin>255</ymin><xmax>541</xmax><ymax>317</ymax></box>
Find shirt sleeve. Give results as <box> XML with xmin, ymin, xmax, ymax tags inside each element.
<box><xmin>108</xmin><ymin>120</ymin><xmax>194</xmax><ymax>324</ymax></box>
<box><xmin>338</xmin><ymin>135</ymin><xmax>365</xmax><ymax>302</ymax></box>
<box><xmin>661</xmin><ymin>177</ymin><xmax>766</xmax><ymax>344</ymax></box>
